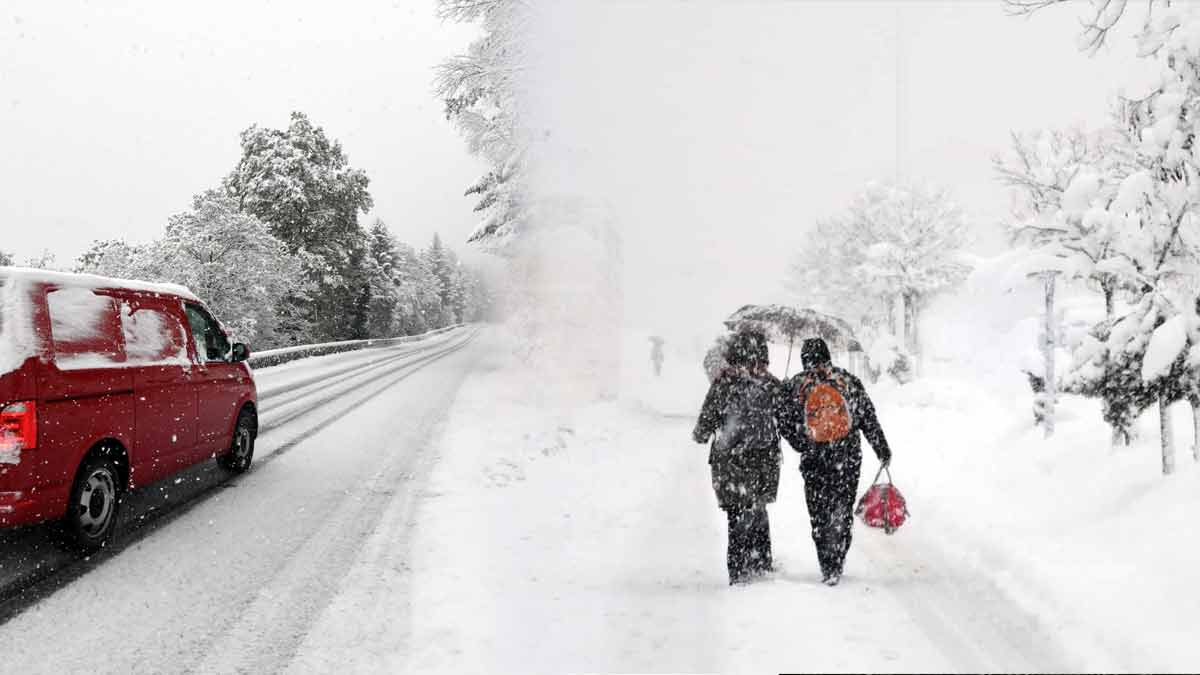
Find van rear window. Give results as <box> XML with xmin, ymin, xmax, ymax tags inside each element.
<box><xmin>47</xmin><ymin>287</ymin><xmax>123</xmax><ymax>369</ymax></box>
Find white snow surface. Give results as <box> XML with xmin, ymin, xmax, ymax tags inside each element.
<box><xmin>1142</xmin><ymin>314</ymin><xmax>1187</xmax><ymax>381</ymax></box>
<box><xmin>1061</xmin><ymin>169</ymin><xmax>1101</xmax><ymax>213</ymax></box>
<box><xmin>299</xmin><ymin>265</ymin><xmax>1200</xmax><ymax>672</ymax></box>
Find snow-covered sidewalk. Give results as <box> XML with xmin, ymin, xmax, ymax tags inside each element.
<box><xmin>398</xmin><ymin>355</ymin><xmax>956</xmax><ymax>673</ymax></box>
<box><xmin>293</xmin><ymin>323</ymin><xmax>1200</xmax><ymax>673</ymax></box>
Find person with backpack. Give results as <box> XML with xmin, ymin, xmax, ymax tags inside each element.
<box><xmin>692</xmin><ymin>330</ymin><xmax>783</xmax><ymax>585</ymax></box>
<box><xmin>779</xmin><ymin>337</ymin><xmax>892</xmax><ymax>586</ymax></box>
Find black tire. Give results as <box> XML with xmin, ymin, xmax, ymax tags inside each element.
<box><xmin>59</xmin><ymin>452</ymin><xmax>123</xmax><ymax>554</ymax></box>
<box><xmin>217</xmin><ymin>410</ymin><xmax>256</xmax><ymax>474</ymax></box>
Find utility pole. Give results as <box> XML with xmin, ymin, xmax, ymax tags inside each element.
<box><xmin>895</xmin><ymin>4</ymin><xmax>905</xmax><ymax>183</ymax></box>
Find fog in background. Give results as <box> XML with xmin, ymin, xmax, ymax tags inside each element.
<box><xmin>0</xmin><ymin>0</ymin><xmax>483</xmax><ymax>264</ymax></box>
<box><xmin>522</xmin><ymin>1</ymin><xmax>1154</xmax><ymax>349</ymax></box>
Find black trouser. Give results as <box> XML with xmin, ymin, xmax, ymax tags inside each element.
<box><xmin>724</xmin><ymin>502</ymin><xmax>772</xmax><ymax>583</ymax></box>
<box><xmin>801</xmin><ymin>456</ymin><xmax>860</xmax><ymax>578</ymax></box>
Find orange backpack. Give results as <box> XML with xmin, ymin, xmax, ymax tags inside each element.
<box><xmin>801</xmin><ymin>370</ymin><xmax>852</xmax><ymax>443</ymax></box>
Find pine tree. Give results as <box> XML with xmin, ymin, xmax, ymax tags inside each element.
<box><xmin>0</xmin><ymin>250</ymin><xmax>12</xmax><ymax>266</ymax></box>
<box><xmin>422</xmin><ymin>234</ymin><xmax>459</xmax><ymax>327</ymax></box>
<box><xmin>364</xmin><ymin>219</ymin><xmax>408</xmax><ymax>338</ymax></box>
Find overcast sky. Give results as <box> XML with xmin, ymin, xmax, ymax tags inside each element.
<box><xmin>1</xmin><ymin>0</ymin><xmax>1159</xmax><ymax>338</ymax></box>
<box><xmin>1</xmin><ymin>0</ymin><xmax>482</xmax><ymax>265</ymax></box>
<box><xmin>522</xmin><ymin>0</ymin><xmax>1156</xmax><ymax>335</ymax></box>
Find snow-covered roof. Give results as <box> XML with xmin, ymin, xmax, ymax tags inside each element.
<box><xmin>0</xmin><ymin>266</ymin><xmax>198</xmax><ymax>301</ymax></box>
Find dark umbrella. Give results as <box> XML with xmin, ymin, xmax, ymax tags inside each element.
<box><xmin>724</xmin><ymin>304</ymin><xmax>859</xmax><ymax>375</ymax></box>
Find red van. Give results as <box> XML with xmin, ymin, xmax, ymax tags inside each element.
<box><xmin>0</xmin><ymin>267</ymin><xmax>257</xmax><ymax>551</ymax></box>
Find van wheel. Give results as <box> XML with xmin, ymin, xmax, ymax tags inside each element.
<box><xmin>59</xmin><ymin>454</ymin><xmax>123</xmax><ymax>553</ymax></box>
<box><xmin>218</xmin><ymin>411</ymin><xmax>255</xmax><ymax>474</ymax></box>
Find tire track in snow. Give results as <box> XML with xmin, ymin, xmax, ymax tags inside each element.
<box><xmin>857</xmin><ymin>519</ymin><xmax>1103</xmax><ymax>671</ymax></box>
<box><xmin>181</xmin><ymin>331</ymin><xmax>482</xmax><ymax>674</ymax></box>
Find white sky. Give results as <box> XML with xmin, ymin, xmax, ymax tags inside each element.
<box><xmin>522</xmin><ymin>0</ymin><xmax>1157</xmax><ymax>335</ymax></box>
<box><xmin>0</xmin><ymin>0</ymin><xmax>1159</xmax><ymax>338</ymax></box>
<box><xmin>0</xmin><ymin>0</ymin><xmax>484</xmax><ymax>265</ymax></box>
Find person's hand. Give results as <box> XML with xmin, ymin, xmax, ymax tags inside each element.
<box><xmin>880</xmin><ymin>455</ymin><xmax>891</xmax><ymax>469</ymax></box>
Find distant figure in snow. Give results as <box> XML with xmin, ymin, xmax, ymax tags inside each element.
<box><xmin>693</xmin><ymin>330</ymin><xmax>783</xmax><ymax>585</ymax></box>
<box><xmin>649</xmin><ymin>336</ymin><xmax>665</xmax><ymax>376</ymax></box>
<box><xmin>779</xmin><ymin>338</ymin><xmax>892</xmax><ymax>586</ymax></box>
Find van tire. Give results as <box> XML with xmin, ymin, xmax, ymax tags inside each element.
<box><xmin>217</xmin><ymin>410</ymin><xmax>255</xmax><ymax>474</ymax></box>
<box><xmin>58</xmin><ymin>453</ymin><xmax>123</xmax><ymax>554</ymax></box>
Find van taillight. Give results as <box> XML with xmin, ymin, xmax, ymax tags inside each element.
<box><xmin>0</xmin><ymin>401</ymin><xmax>37</xmax><ymax>451</ymax></box>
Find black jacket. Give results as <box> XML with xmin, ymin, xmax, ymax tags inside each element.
<box><xmin>779</xmin><ymin>365</ymin><xmax>891</xmax><ymax>469</ymax></box>
<box><xmin>693</xmin><ymin>366</ymin><xmax>783</xmax><ymax>509</ymax></box>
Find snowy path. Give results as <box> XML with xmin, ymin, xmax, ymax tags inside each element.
<box><xmin>384</xmin><ymin>342</ymin><xmax>1104</xmax><ymax>674</ymax></box>
<box><xmin>0</xmin><ymin>326</ymin><xmax>482</xmax><ymax>673</ymax></box>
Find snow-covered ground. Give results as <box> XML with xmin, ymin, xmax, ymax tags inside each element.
<box><xmin>371</xmin><ymin>269</ymin><xmax>1200</xmax><ymax>672</ymax></box>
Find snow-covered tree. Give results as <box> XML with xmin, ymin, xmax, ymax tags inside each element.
<box><xmin>423</xmin><ymin>234</ymin><xmax>466</xmax><ymax>324</ymax></box>
<box><xmin>154</xmin><ymin>191</ymin><xmax>307</xmax><ymax>347</ymax></box>
<box><xmin>364</xmin><ymin>220</ymin><xmax>402</xmax><ymax>338</ymax></box>
<box><xmin>785</xmin><ymin>182</ymin><xmax>970</xmax><ymax>381</ymax></box>
<box><xmin>76</xmin><ymin>192</ymin><xmax>307</xmax><ymax>348</ymax></box>
<box><xmin>993</xmin><ymin>125</ymin><xmax>1137</xmax><ymax>435</ymax></box>
<box><xmin>848</xmin><ymin>181</ymin><xmax>972</xmax><ymax>361</ymax></box>
<box><xmin>994</xmin><ymin>126</ymin><xmax>1136</xmax><ymax>317</ymax></box>
<box><xmin>0</xmin><ymin>250</ymin><xmax>12</xmax><ymax>266</ymax></box>
<box><xmin>224</xmin><ymin>111</ymin><xmax>374</xmax><ymax>341</ymax></box>
<box><xmin>1014</xmin><ymin>1</ymin><xmax>1200</xmax><ymax>467</ymax></box>
<box><xmin>435</xmin><ymin>0</ymin><xmax>531</xmax><ymax>252</ymax></box>
<box><xmin>22</xmin><ymin>249</ymin><xmax>58</xmax><ymax>270</ymax></box>
<box><xmin>785</xmin><ymin>217</ymin><xmax>891</xmax><ymax>336</ymax></box>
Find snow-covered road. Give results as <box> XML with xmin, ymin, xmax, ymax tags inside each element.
<box><xmin>0</xmin><ymin>326</ymin><xmax>482</xmax><ymax>673</ymax></box>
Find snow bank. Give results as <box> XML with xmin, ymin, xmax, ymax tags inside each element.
<box><xmin>248</xmin><ymin>324</ymin><xmax>465</xmax><ymax>369</ymax></box>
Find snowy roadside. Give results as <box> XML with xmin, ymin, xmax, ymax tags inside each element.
<box><xmin>868</xmin><ymin>373</ymin><xmax>1200</xmax><ymax>673</ymax></box>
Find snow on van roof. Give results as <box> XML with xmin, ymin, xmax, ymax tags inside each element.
<box><xmin>0</xmin><ymin>268</ymin><xmax>198</xmax><ymax>378</ymax></box>
<box><xmin>0</xmin><ymin>266</ymin><xmax>198</xmax><ymax>300</ymax></box>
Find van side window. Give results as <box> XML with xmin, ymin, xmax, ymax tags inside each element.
<box><xmin>184</xmin><ymin>304</ymin><xmax>230</xmax><ymax>363</ymax></box>
<box><xmin>122</xmin><ymin>302</ymin><xmax>188</xmax><ymax>365</ymax></box>
<box><xmin>46</xmin><ymin>287</ymin><xmax>124</xmax><ymax>369</ymax></box>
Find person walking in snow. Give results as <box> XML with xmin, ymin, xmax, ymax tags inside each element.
<box><xmin>649</xmin><ymin>335</ymin><xmax>665</xmax><ymax>376</ymax></box>
<box><xmin>692</xmin><ymin>330</ymin><xmax>783</xmax><ymax>585</ymax></box>
<box><xmin>779</xmin><ymin>337</ymin><xmax>892</xmax><ymax>586</ymax></box>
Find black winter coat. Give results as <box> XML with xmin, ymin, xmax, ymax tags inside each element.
<box><xmin>779</xmin><ymin>365</ymin><xmax>892</xmax><ymax>474</ymax></box>
<box><xmin>693</xmin><ymin>366</ymin><xmax>783</xmax><ymax>510</ymax></box>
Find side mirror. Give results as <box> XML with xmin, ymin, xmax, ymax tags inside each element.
<box><xmin>231</xmin><ymin>343</ymin><xmax>250</xmax><ymax>363</ymax></box>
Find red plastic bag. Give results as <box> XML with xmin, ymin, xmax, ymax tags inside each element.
<box><xmin>855</xmin><ymin>466</ymin><xmax>908</xmax><ymax>534</ymax></box>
